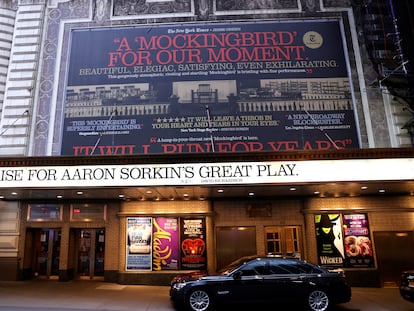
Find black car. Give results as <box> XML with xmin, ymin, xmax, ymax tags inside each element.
<box><xmin>170</xmin><ymin>255</ymin><xmax>351</xmax><ymax>311</ymax></box>
<box><xmin>400</xmin><ymin>270</ymin><xmax>414</xmax><ymax>302</ymax></box>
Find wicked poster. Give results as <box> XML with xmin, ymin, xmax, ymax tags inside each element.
<box><xmin>315</xmin><ymin>214</ymin><xmax>345</xmax><ymax>268</ymax></box>
<box><xmin>62</xmin><ymin>20</ymin><xmax>360</xmax><ymax>156</ymax></box>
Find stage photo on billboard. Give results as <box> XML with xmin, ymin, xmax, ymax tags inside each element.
<box><xmin>62</xmin><ymin>20</ymin><xmax>360</xmax><ymax>155</ymax></box>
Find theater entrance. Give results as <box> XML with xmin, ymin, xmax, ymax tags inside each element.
<box><xmin>70</xmin><ymin>229</ymin><xmax>105</xmax><ymax>279</ymax></box>
<box><xmin>374</xmin><ymin>231</ymin><xmax>414</xmax><ymax>287</ymax></box>
<box><xmin>24</xmin><ymin>228</ymin><xmax>61</xmax><ymax>279</ymax></box>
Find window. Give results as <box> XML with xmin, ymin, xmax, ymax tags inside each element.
<box><xmin>239</xmin><ymin>260</ymin><xmax>266</xmax><ymax>276</ymax></box>
<box><xmin>27</xmin><ymin>204</ymin><xmax>62</xmax><ymax>221</ymax></box>
<box><xmin>265</xmin><ymin>226</ymin><xmax>301</xmax><ymax>257</ymax></box>
<box><xmin>266</xmin><ymin>227</ymin><xmax>281</xmax><ymax>254</ymax></box>
<box><xmin>267</xmin><ymin>259</ymin><xmax>313</xmax><ymax>275</ymax></box>
<box><xmin>285</xmin><ymin>227</ymin><xmax>300</xmax><ymax>255</ymax></box>
<box><xmin>70</xmin><ymin>204</ymin><xmax>106</xmax><ymax>221</ymax></box>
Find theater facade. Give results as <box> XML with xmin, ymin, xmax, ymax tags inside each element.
<box><xmin>0</xmin><ymin>0</ymin><xmax>413</xmax><ymax>287</ymax></box>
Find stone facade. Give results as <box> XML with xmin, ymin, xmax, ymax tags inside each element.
<box><xmin>0</xmin><ymin>0</ymin><xmax>411</xmax><ymax>156</ymax></box>
<box><xmin>0</xmin><ymin>0</ymin><xmax>413</xmax><ymax>286</ymax></box>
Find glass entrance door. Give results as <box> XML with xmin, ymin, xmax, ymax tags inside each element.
<box><xmin>33</xmin><ymin>229</ymin><xmax>61</xmax><ymax>278</ymax></box>
<box><xmin>76</xmin><ymin>229</ymin><xmax>105</xmax><ymax>278</ymax></box>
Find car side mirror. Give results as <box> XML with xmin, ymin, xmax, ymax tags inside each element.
<box><xmin>233</xmin><ymin>271</ymin><xmax>242</xmax><ymax>280</ymax></box>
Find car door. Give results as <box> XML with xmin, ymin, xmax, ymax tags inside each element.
<box><xmin>217</xmin><ymin>259</ymin><xmax>267</xmax><ymax>304</ymax></box>
<box><xmin>262</xmin><ymin>259</ymin><xmax>310</xmax><ymax>304</ymax></box>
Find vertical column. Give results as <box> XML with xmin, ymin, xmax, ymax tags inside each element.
<box><xmin>0</xmin><ymin>201</ymin><xmax>20</xmax><ymax>280</ymax></box>
<box><xmin>0</xmin><ymin>1</ymin><xmax>16</xmax><ymax>122</ymax></box>
<box><xmin>0</xmin><ymin>0</ymin><xmax>21</xmax><ymax>282</ymax></box>
<box><xmin>0</xmin><ymin>1</ymin><xmax>45</xmax><ymax>155</ymax></box>
<box><xmin>303</xmin><ymin>211</ymin><xmax>318</xmax><ymax>263</ymax></box>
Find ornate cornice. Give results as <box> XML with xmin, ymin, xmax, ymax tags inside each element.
<box><xmin>0</xmin><ymin>148</ymin><xmax>412</xmax><ymax>167</ymax></box>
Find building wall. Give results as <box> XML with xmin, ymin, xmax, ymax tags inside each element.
<box><xmin>0</xmin><ymin>0</ymin><xmax>413</xmax><ymax>286</ymax></box>
<box><xmin>4</xmin><ymin>183</ymin><xmax>414</xmax><ymax>285</ymax></box>
<box><xmin>116</xmin><ymin>200</ymin><xmax>213</xmax><ymax>284</ymax></box>
<box><xmin>0</xmin><ymin>1</ymin><xmax>43</xmax><ymax>155</ymax></box>
<box><xmin>304</xmin><ymin>195</ymin><xmax>414</xmax><ymax>286</ymax></box>
<box><xmin>0</xmin><ymin>0</ymin><xmax>411</xmax><ymax>157</ymax></box>
<box><xmin>213</xmin><ymin>199</ymin><xmax>305</xmax><ymax>257</ymax></box>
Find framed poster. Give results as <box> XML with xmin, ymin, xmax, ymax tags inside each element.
<box><xmin>153</xmin><ymin>217</ymin><xmax>179</xmax><ymax>270</ymax></box>
<box><xmin>315</xmin><ymin>213</ymin><xmax>345</xmax><ymax>268</ymax></box>
<box><xmin>343</xmin><ymin>213</ymin><xmax>374</xmax><ymax>268</ymax></box>
<box><xmin>126</xmin><ymin>217</ymin><xmax>152</xmax><ymax>270</ymax></box>
<box><xmin>180</xmin><ymin>218</ymin><xmax>207</xmax><ymax>270</ymax></box>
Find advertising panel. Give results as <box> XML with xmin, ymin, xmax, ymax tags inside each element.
<box><xmin>180</xmin><ymin>218</ymin><xmax>207</xmax><ymax>270</ymax></box>
<box><xmin>126</xmin><ymin>217</ymin><xmax>152</xmax><ymax>270</ymax></box>
<box><xmin>315</xmin><ymin>213</ymin><xmax>374</xmax><ymax>268</ymax></box>
<box><xmin>315</xmin><ymin>214</ymin><xmax>345</xmax><ymax>268</ymax></box>
<box><xmin>62</xmin><ymin>20</ymin><xmax>360</xmax><ymax>155</ymax></box>
<box><xmin>343</xmin><ymin>213</ymin><xmax>374</xmax><ymax>268</ymax></box>
<box><xmin>152</xmin><ymin>217</ymin><xmax>179</xmax><ymax>270</ymax></box>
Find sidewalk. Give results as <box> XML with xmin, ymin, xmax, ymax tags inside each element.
<box><xmin>0</xmin><ymin>280</ymin><xmax>413</xmax><ymax>311</ymax></box>
<box><xmin>0</xmin><ymin>280</ymin><xmax>171</xmax><ymax>311</ymax></box>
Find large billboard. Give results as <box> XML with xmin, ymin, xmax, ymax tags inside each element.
<box><xmin>62</xmin><ymin>20</ymin><xmax>360</xmax><ymax>155</ymax></box>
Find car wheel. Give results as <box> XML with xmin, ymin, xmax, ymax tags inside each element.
<box><xmin>187</xmin><ymin>288</ymin><xmax>212</xmax><ymax>311</ymax></box>
<box><xmin>306</xmin><ymin>289</ymin><xmax>330</xmax><ymax>311</ymax></box>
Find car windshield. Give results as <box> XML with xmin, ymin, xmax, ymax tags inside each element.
<box><xmin>217</xmin><ymin>255</ymin><xmax>258</xmax><ymax>275</ymax></box>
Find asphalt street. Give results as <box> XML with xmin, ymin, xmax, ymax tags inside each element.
<box><xmin>0</xmin><ymin>280</ymin><xmax>413</xmax><ymax>311</ymax></box>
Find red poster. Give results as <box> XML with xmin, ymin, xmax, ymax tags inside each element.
<box><xmin>180</xmin><ymin>218</ymin><xmax>207</xmax><ymax>270</ymax></box>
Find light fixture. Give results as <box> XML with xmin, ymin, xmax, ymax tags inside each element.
<box><xmin>56</xmin><ymin>195</ymin><xmax>63</xmax><ymax>199</ymax></box>
<box><xmin>76</xmin><ymin>191</ymin><xmax>83</xmax><ymax>195</ymax></box>
<box><xmin>379</xmin><ymin>189</ymin><xmax>386</xmax><ymax>193</ymax></box>
<box><xmin>217</xmin><ymin>189</ymin><xmax>224</xmax><ymax>193</ymax></box>
<box><xmin>248</xmin><ymin>192</ymin><xmax>255</xmax><ymax>196</ymax></box>
<box><xmin>361</xmin><ymin>186</ymin><xmax>368</xmax><ymax>190</ymax></box>
<box><xmin>11</xmin><ymin>192</ymin><xmax>18</xmax><ymax>196</ymax></box>
<box><xmin>289</xmin><ymin>187</ymin><xmax>296</xmax><ymax>191</ymax></box>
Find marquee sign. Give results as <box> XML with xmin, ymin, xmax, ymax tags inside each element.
<box><xmin>0</xmin><ymin>158</ymin><xmax>412</xmax><ymax>188</ymax></box>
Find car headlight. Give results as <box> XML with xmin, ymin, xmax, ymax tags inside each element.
<box><xmin>172</xmin><ymin>282</ymin><xmax>187</xmax><ymax>290</ymax></box>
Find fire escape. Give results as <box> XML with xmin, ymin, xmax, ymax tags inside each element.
<box><xmin>357</xmin><ymin>0</ymin><xmax>414</xmax><ymax>146</ymax></box>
